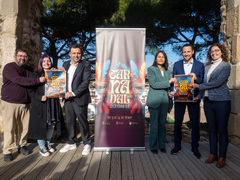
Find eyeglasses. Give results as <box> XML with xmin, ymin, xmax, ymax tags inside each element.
<box><xmin>17</xmin><ymin>55</ymin><xmax>28</xmax><ymax>59</ymax></box>
<box><xmin>210</xmin><ymin>49</ymin><xmax>220</xmax><ymax>54</ymax></box>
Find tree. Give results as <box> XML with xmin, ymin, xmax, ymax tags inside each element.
<box><xmin>111</xmin><ymin>0</ymin><xmax>221</xmax><ymax>60</ymax></box>
<box><xmin>41</xmin><ymin>0</ymin><xmax>221</xmax><ymax>66</ymax></box>
<box><xmin>158</xmin><ymin>0</ymin><xmax>221</xmax><ymax>59</ymax></box>
<box><xmin>41</xmin><ymin>0</ymin><xmax>118</xmax><ymax>67</ymax></box>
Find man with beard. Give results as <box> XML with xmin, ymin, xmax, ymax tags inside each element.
<box><xmin>1</xmin><ymin>49</ymin><xmax>45</xmax><ymax>162</ymax></box>
<box><xmin>169</xmin><ymin>44</ymin><xmax>204</xmax><ymax>159</ymax></box>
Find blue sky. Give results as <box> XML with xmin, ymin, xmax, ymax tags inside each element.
<box><xmin>146</xmin><ymin>46</ymin><xmax>208</xmax><ymax>73</ymax></box>
<box><xmin>56</xmin><ymin>31</ymin><xmax>211</xmax><ymax>70</ymax></box>
<box><xmin>145</xmin><ymin>47</ymin><xmax>182</xmax><ymax>71</ymax></box>
<box><xmin>57</xmin><ymin>45</ymin><xmax>206</xmax><ymax>71</ymax></box>
<box><xmin>58</xmin><ymin>49</ymin><xmax>181</xmax><ymax>70</ymax></box>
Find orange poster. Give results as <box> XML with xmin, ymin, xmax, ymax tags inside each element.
<box><xmin>174</xmin><ymin>74</ymin><xmax>194</xmax><ymax>102</ymax></box>
<box><xmin>45</xmin><ymin>70</ymin><xmax>66</xmax><ymax>98</ymax></box>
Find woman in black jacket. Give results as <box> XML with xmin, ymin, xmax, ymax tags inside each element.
<box><xmin>27</xmin><ymin>55</ymin><xmax>63</xmax><ymax>156</ymax></box>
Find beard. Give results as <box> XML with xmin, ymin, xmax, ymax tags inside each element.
<box><xmin>16</xmin><ymin>61</ymin><xmax>27</xmax><ymax>67</ymax></box>
<box><xmin>184</xmin><ymin>56</ymin><xmax>192</xmax><ymax>62</ymax></box>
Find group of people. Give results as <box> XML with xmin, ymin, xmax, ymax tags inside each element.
<box><xmin>1</xmin><ymin>42</ymin><xmax>231</xmax><ymax>169</ymax></box>
<box><xmin>1</xmin><ymin>44</ymin><xmax>92</xmax><ymax>162</ymax></box>
<box><xmin>147</xmin><ymin>43</ymin><xmax>231</xmax><ymax>168</ymax></box>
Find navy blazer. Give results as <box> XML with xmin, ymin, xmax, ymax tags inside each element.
<box><xmin>63</xmin><ymin>60</ymin><xmax>91</xmax><ymax>106</ymax></box>
<box><xmin>198</xmin><ymin>61</ymin><xmax>231</xmax><ymax>101</ymax></box>
<box><xmin>172</xmin><ymin>59</ymin><xmax>204</xmax><ymax>97</ymax></box>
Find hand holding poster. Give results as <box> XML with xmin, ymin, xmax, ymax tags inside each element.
<box><xmin>45</xmin><ymin>70</ymin><xmax>66</xmax><ymax>98</ymax></box>
<box><xmin>174</xmin><ymin>74</ymin><xmax>194</xmax><ymax>102</ymax></box>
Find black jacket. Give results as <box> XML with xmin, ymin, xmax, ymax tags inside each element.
<box><xmin>63</xmin><ymin>60</ymin><xmax>91</xmax><ymax>106</ymax></box>
<box><xmin>27</xmin><ymin>72</ymin><xmax>63</xmax><ymax>140</ymax></box>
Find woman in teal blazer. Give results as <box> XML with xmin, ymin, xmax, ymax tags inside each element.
<box><xmin>146</xmin><ymin>51</ymin><xmax>175</xmax><ymax>154</ymax></box>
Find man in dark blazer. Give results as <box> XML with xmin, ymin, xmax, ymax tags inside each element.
<box><xmin>170</xmin><ymin>44</ymin><xmax>204</xmax><ymax>158</ymax></box>
<box><xmin>59</xmin><ymin>44</ymin><xmax>92</xmax><ymax>155</ymax></box>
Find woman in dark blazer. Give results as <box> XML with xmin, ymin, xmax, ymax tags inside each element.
<box><xmin>146</xmin><ymin>51</ymin><xmax>175</xmax><ymax>154</ymax></box>
<box><xmin>194</xmin><ymin>43</ymin><xmax>231</xmax><ymax>168</ymax></box>
<box><xmin>27</xmin><ymin>55</ymin><xmax>63</xmax><ymax>157</ymax></box>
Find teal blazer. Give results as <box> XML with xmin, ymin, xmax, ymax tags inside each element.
<box><xmin>146</xmin><ymin>66</ymin><xmax>171</xmax><ymax>108</ymax></box>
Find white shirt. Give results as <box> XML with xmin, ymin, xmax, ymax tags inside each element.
<box><xmin>204</xmin><ymin>58</ymin><xmax>222</xmax><ymax>97</ymax></box>
<box><xmin>183</xmin><ymin>59</ymin><xmax>193</xmax><ymax>75</ymax></box>
<box><xmin>67</xmin><ymin>61</ymin><xmax>78</xmax><ymax>96</ymax></box>
<box><xmin>161</xmin><ymin>70</ymin><xmax>164</xmax><ymax>77</ymax></box>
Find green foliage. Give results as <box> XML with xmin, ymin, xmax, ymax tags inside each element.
<box><xmin>145</xmin><ymin>117</ymin><xmax>150</xmax><ymax>123</ymax></box>
<box><xmin>145</xmin><ymin>116</ymin><xmax>174</xmax><ymax>124</ymax></box>
<box><xmin>41</xmin><ymin>0</ymin><xmax>221</xmax><ymax>66</ymax></box>
<box><xmin>41</xmin><ymin>0</ymin><xmax>119</xmax><ymax>67</ymax></box>
<box><xmin>185</xmin><ymin>121</ymin><xmax>208</xmax><ymax>131</ymax></box>
<box><xmin>111</xmin><ymin>0</ymin><xmax>221</xmax><ymax>59</ymax></box>
<box><xmin>157</xmin><ymin>0</ymin><xmax>221</xmax><ymax>57</ymax></box>
<box><xmin>166</xmin><ymin>116</ymin><xmax>174</xmax><ymax>124</ymax></box>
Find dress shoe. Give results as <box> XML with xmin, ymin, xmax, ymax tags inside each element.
<box><xmin>216</xmin><ymin>157</ymin><xmax>226</xmax><ymax>168</ymax></box>
<box><xmin>159</xmin><ymin>148</ymin><xmax>166</xmax><ymax>153</ymax></box>
<box><xmin>171</xmin><ymin>146</ymin><xmax>181</xmax><ymax>154</ymax></box>
<box><xmin>151</xmin><ymin>150</ymin><xmax>158</xmax><ymax>154</ymax></box>
<box><xmin>4</xmin><ymin>154</ymin><xmax>13</xmax><ymax>162</ymax></box>
<box><xmin>18</xmin><ymin>146</ymin><xmax>30</xmax><ymax>155</ymax></box>
<box><xmin>205</xmin><ymin>154</ymin><xmax>218</xmax><ymax>163</ymax></box>
<box><xmin>192</xmin><ymin>149</ymin><xmax>201</xmax><ymax>159</ymax></box>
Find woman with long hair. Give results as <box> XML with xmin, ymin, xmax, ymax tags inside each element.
<box><xmin>146</xmin><ymin>51</ymin><xmax>175</xmax><ymax>154</ymax></box>
<box><xmin>27</xmin><ymin>55</ymin><xmax>63</xmax><ymax>156</ymax></box>
<box><xmin>194</xmin><ymin>43</ymin><xmax>231</xmax><ymax>168</ymax></box>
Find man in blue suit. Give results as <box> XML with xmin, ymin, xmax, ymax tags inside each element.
<box><xmin>170</xmin><ymin>44</ymin><xmax>204</xmax><ymax>158</ymax></box>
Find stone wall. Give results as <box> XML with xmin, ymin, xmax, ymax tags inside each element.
<box><xmin>0</xmin><ymin>0</ymin><xmax>239</xmax><ymax>152</ymax></box>
<box><xmin>0</xmin><ymin>0</ymin><xmax>42</xmax><ymax>153</ymax></box>
<box><xmin>221</xmin><ymin>0</ymin><xmax>240</xmax><ymax>145</ymax></box>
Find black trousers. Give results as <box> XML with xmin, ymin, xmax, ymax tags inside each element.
<box><xmin>204</xmin><ymin>98</ymin><xmax>231</xmax><ymax>158</ymax></box>
<box><xmin>174</xmin><ymin>102</ymin><xmax>200</xmax><ymax>150</ymax></box>
<box><xmin>64</xmin><ymin>100</ymin><xmax>91</xmax><ymax>145</ymax></box>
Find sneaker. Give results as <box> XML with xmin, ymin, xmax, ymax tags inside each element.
<box><xmin>82</xmin><ymin>144</ymin><xmax>91</xmax><ymax>155</ymax></box>
<box><xmin>47</xmin><ymin>144</ymin><xmax>55</xmax><ymax>153</ymax></box>
<box><xmin>171</xmin><ymin>146</ymin><xmax>181</xmax><ymax>154</ymax></box>
<box><xmin>4</xmin><ymin>154</ymin><xmax>13</xmax><ymax>162</ymax></box>
<box><xmin>39</xmin><ymin>148</ymin><xmax>50</xmax><ymax>157</ymax></box>
<box><xmin>19</xmin><ymin>146</ymin><xmax>30</xmax><ymax>155</ymax></box>
<box><xmin>60</xmin><ymin>143</ymin><xmax>76</xmax><ymax>153</ymax></box>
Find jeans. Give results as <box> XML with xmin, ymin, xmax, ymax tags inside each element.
<box><xmin>37</xmin><ymin>125</ymin><xmax>55</xmax><ymax>149</ymax></box>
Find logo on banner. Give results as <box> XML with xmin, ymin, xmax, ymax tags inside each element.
<box><xmin>95</xmin><ymin>60</ymin><xmax>145</xmax><ymax>115</ymax></box>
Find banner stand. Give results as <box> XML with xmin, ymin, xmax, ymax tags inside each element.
<box><xmin>94</xmin><ymin>28</ymin><xmax>146</xmax><ymax>152</ymax></box>
<box><xmin>94</xmin><ymin>147</ymin><xmax>145</xmax><ymax>154</ymax></box>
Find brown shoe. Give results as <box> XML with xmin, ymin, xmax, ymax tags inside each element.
<box><xmin>216</xmin><ymin>157</ymin><xmax>226</xmax><ymax>168</ymax></box>
<box><xmin>205</xmin><ymin>154</ymin><xmax>218</xmax><ymax>163</ymax></box>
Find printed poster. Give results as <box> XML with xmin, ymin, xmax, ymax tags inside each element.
<box><xmin>94</xmin><ymin>28</ymin><xmax>146</xmax><ymax>151</ymax></box>
<box><xmin>174</xmin><ymin>74</ymin><xmax>194</xmax><ymax>102</ymax></box>
<box><xmin>45</xmin><ymin>70</ymin><xmax>66</xmax><ymax>98</ymax></box>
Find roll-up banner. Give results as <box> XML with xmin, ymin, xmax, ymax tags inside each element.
<box><xmin>94</xmin><ymin>28</ymin><xmax>146</xmax><ymax>151</ymax></box>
